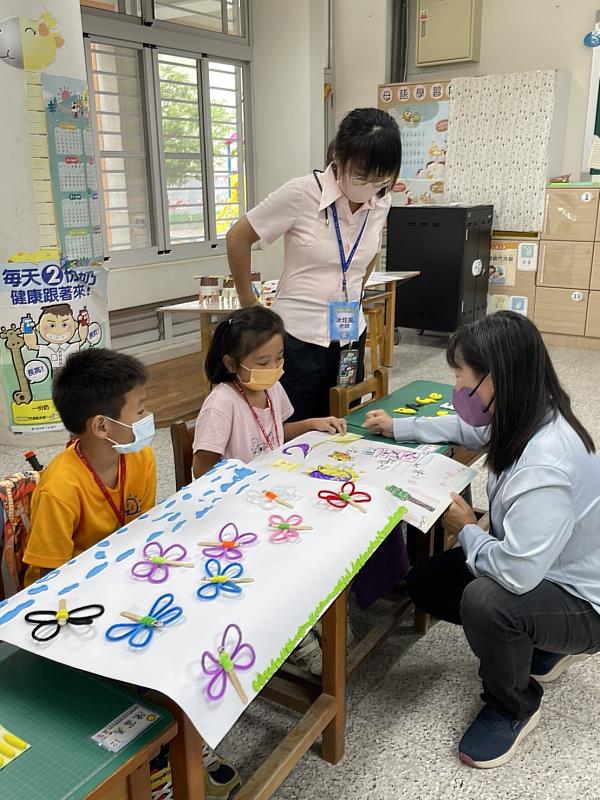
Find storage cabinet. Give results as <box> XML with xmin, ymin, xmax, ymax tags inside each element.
<box><xmin>585</xmin><ymin>291</ymin><xmax>600</xmax><ymax>338</ymax></box>
<box><xmin>534</xmin><ymin>287</ymin><xmax>588</xmax><ymax>336</ymax></box>
<box><xmin>591</xmin><ymin>246</ymin><xmax>600</xmax><ymax>291</ymax></box>
<box><xmin>415</xmin><ymin>0</ymin><xmax>482</xmax><ymax>66</ymax></box>
<box><xmin>537</xmin><ymin>241</ymin><xmax>592</xmax><ymax>289</ymax></box>
<box><xmin>386</xmin><ymin>205</ymin><xmax>492</xmax><ymax>333</ymax></box>
<box><xmin>542</xmin><ymin>188</ymin><xmax>599</xmax><ymax>241</ymax></box>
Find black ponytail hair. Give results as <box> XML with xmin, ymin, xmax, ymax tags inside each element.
<box><xmin>447</xmin><ymin>311</ymin><xmax>595</xmax><ymax>474</ymax></box>
<box><xmin>333</xmin><ymin>107</ymin><xmax>402</xmax><ymax>189</ymax></box>
<box><xmin>205</xmin><ymin>305</ymin><xmax>285</xmax><ymax>385</ymax></box>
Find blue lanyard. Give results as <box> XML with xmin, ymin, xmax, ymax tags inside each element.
<box><xmin>330</xmin><ymin>201</ymin><xmax>370</xmax><ymax>300</ymax></box>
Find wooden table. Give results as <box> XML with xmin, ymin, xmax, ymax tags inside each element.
<box><xmin>364</xmin><ymin>271</ymin><xmax>420</xmax><ymax>366</ymax></box>
<box><xmin>0</xmin><ymin>644</ymin><xmax>176</xmax><ymax>800</ymax></box>
<box><xmin>156</xmin><ymin>271</ymin><xmax>420</xmax><ymax>392</ymax></box>
<box><xmin>149</xmin><ymin>590</ymin><xmax>348</xmax><ymax>800</ymax></box>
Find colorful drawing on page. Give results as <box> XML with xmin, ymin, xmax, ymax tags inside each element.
<box><xmin>385</xmin><ymin>485</ymin><xmax>435</xmax><ymax>512</ymax></box>
<box><xmin>196</xmin><ymin>559</ymin><xmax>253</xmax><ymax>601</ymax></box>
<box><xmin>281</xmin><ymin>443</ymin><xmax>310</xmax><ymax>459</ymax></box>
<box><xmin>105</xmin><ymin>593</ymin><xmax>183</xmax><ymax>650</ymax></box>
<box><xmin>198</xmin><ymin>523</ymin><xmax>258</xmax><ymax>561</ymax></box>
<box><xmin>24</xmin><ymin>599</ymin><xmax>104</xmax><ymax>642</ymax></box>
<box><xmin>271</xmin><ymin>458</ymin><xmax>300</xmax><ymax>472</ymax></box>
<box><xmin>0</xmin><ymin>725</ymin><xmax>30</xmax><ymax>770</ymax></box>
<box><xmin>131</xmin><ymin>542</ymin><xmax>193</xmax><ymax>583</ymax></box>
<box><xmin>330</xmin><ymin>450</ymin><xmax>353</xmax><ymax>462</ymax></box>
<box><xmin>306</xmin><ymin>463</ymin><xmax>361</xmax><ymax>482</ymax></box>
<box><xmin>244</xmin><ymin>486</ymin><xmax>300</xmax><ymax>510</ymax></box>
<box><xmin>318</xmin><ymin>481</ymin><xmax>372</xmax><ymax>513</ymax></box>
<box><xmin>201</xmin><ymin>623</ymin><xmax>256</xmax><ymax>704</ymax></box>
<box><xmin>268</xmin><ymin>514</ymin><xmax>313</xmax><ymax>544</ymax></box>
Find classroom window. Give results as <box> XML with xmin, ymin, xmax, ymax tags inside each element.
<box><xmin>82</xmin><ymin>0</ymin><xmax>251</xmax><ymax>264</ymax></box>
<box><xmin>88</xmin><ymin>42</ymin><xmax>153</xmax><ymax>252</ymax></box>
<box><xmin>80</xmin><ymin>0</ymin><xmax>243</xmax><ymax>36</ymax></box>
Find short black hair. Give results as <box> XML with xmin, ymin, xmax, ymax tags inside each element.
<box><xmin>447</xmin><ymin>311</ymin><xmax>594</xmax><ymax>474</ymax></box>
<box><xmin>52</xmin><ymin>347</ymin><xmax>148</xmax><ymax>434</ymax></box>
<box><xmin>205</xmin><ymin>306</ymin><xmax>285</xmax><ymax>385</ymax></box>
<box><xmin>333</xmin><ymin>107</ymin><xmax>402</xmax><ymax>187</ymax></box>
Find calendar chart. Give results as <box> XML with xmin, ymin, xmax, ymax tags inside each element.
<box><xmin>379</xmin><ymin>81</ymin><xmax>450</xmax><ymax>207</ymax></box>
<box><xmin>43</xmin><ymin>75</ymin><xmax>104</xmax><ymax>265</ymax></box>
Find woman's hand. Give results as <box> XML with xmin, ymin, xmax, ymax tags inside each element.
<box><xmin>312</xmin><ymin>416</ymin><xmax>348</xmax><ymax>434</ymax></box>
<box><xmin>443</xmin><ymin>492</ymin><xmax>478</xmax><ymax>541</ymax></box>
<box><xmin>362</xmin><ymin>409</ymin><xmax>393</xmax><ymax>438</ymax></box>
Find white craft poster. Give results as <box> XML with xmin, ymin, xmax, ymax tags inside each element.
<box><xmin>0</xmin><ymin>458</ymin><xmax>406</xmax><ymax>748</ymax></box>
<box><xmin>256</xmin><ymin>432</ymin><xmax>477</xmax><ymax>531</ymax></box>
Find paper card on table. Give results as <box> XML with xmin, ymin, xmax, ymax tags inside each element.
<box><xmin>91</xmin><ymin>704</ymin><xmax>159</xmax><ymax>753</ymax></box>
<box><xmin>0</xmin><ymin>724</ymin><xmax>30</xmax><ymax>769</ymax></box>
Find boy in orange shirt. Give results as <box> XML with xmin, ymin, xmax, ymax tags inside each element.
<box><xmin>23</xmin><ymin>347</ymin><xmax>156</xmax><ymax>585</ymax></box>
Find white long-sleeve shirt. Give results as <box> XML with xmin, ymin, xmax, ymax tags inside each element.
<box><xmin>393</xmin><ymin>413</ymin><xmax>600</xmax><ymax>612</ymax></box>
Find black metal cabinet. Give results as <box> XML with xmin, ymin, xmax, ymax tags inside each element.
<box><xmin>386</xmin><ymin>205</ymin><xmax>493</xmax><ymax>333</ymax></box>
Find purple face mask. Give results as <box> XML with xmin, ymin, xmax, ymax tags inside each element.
<box><xmin>452</xmin><ymin>375</ymin><xmax>494</xmax><ymax>427</ymax></box>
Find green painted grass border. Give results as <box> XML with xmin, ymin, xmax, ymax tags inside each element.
<box><xmin>252</xmin><ymin>505</ymin><xmax>408</xmax><ymax>693</ymax></box>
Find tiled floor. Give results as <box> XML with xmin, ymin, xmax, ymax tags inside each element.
<box><xmin>2</xmin><ymin>330</ymin><xmax>600</xmax><ymax>799</ymax></box>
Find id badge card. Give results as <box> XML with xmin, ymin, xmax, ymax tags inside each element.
<box><xmin>329</xmin><ymin>299</ymin><xmax>359</xmax><ymax>342</ymax></box>
<box><xmin>337</xmin><ymin>348</ymin><xmax>359</xmax><ymax>388</ymax></box>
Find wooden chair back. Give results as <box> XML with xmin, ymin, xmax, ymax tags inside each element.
<box><xmin>329</xmin><ymin>367</ymin><xmax>389</xmax><ymax>418</ymax></box>
<box><xmin>170</xmin><ymin>421</ymin><xmax>195</xmax><ymax>492</ymax></box>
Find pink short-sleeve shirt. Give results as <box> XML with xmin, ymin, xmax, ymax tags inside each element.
<box><xmin>246</xmin><ymin>164</ymin><xmax>391</xmax><ymax>348</ymax></box>
<box><xmin>193</xmin><ymin>381</ymin><xmax>294</xmax><ymax>463</ymax></box>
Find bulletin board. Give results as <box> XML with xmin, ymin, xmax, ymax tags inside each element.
<box><xmin>379</xmin><ymin>80</ymin><xmax>450</xmax><ymax>207</ymax></box>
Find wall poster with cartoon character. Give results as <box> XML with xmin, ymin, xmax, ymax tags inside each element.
<box><xmin>379</xmin><ymin>81</ymin><xmax>450</xmax><ymax>207</ymax></box>
<box><xmin>0</xmin><ymin>260</ymin><xmax>108</xmax><ymax>432</ymax></box>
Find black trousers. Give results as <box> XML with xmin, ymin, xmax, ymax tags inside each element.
<box><xmin>407</xmin><ymin>547</ymin><xmax>600</xmax><ymax>720</ymax></box>
<box><xmin>281</xmin><ymin>331</ymin><xmax>366</xmax><ymax>420</ymax></box>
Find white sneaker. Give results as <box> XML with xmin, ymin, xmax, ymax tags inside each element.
<box><xmin>287</xmin><ymin>629</ymin><xmax>323</xmax><ymax>675</ymax></box>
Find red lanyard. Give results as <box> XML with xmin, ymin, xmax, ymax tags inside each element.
<box><xmin>233</xmin><ymin>380</ymin><xmax>281</xmax><ymax>451</ymax></box>
<box><xmin>75</xmin><ymin>440</ymin><xmax>127</xmax><ymax>527</ymax></box>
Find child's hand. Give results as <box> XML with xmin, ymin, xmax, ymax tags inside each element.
<box><xmin>362</xmin><ymin>409</ymin><xmax>393</xmax><ymax>438</ymax></box>
<box><xmin>443</xmin><ymin>492</ymin><xmax>478</xmax><ymax>539</ymax></box>
<box><xmin>312</xmin><ymin>416</ymin><xmax>348</xmax><ymax>434</ymax></box>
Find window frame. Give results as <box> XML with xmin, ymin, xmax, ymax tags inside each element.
<box><xmin>81</xmin><ymin>3</ymin><xmax>253</xmax><ymax>268</ymax></box>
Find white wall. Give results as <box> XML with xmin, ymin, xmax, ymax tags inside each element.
<box><xmin>334</xmin><ymin>0</ymin><xmax>599</xmax><ymax>175</ymax></box>
<box><xmin>250</xmin><ymin>0</ymin><xmax>326</xmax><ymax>278</ymax></box>
<box><xmin>333</xmin><ymin>0</ymin><xmax>390</xmax><ymax>126</ymax></box>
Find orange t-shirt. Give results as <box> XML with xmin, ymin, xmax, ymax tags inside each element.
<box><xmin>23</xmin><ymin>443</ymin><xmax>156</xmax><ymax>586</ymax></box>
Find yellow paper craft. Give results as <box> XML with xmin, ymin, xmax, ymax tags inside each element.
<box><xmin>271</xmin><ymin>459</ymin><xmax>300</xmax><ymax>472</ymax></box>
<box><xmin>0</xmin><ymin>725</ymin><xmax>30</xmax><ymax>770</ymax></box>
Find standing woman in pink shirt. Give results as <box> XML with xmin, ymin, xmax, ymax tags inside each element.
<box><xmin>227</xmin><ymin>107</ymin><xmax>402</xmax><ymax>420</ymax></box>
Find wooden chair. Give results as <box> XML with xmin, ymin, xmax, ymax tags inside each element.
<box><xmin>329</xmin><ymin>367</ymin><xmax>388</xmax><ymax>418</ymax></box>
<box><xmin>170</xmin><ymin>421</ymin><xmax>195</xmax><ymax>492</ymax></box>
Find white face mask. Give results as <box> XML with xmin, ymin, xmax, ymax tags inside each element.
<box><xmin>105</xmin><ymin>413</ymin><xmax>155</xmax><ymax>454</ymax></box>
<box><xmin>337</xmin><ymin>172</ymin><xmax>389</xmax><ymax>205</ymax></box>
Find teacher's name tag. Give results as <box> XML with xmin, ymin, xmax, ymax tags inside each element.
<box><xmin>329</xmin><ymin>300</ymin><xmax>359</xmax><ymax>341</ymax></box>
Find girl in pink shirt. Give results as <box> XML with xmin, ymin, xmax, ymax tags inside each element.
<box><xmin>192</xmin><ymin>305</ymin><xmax>347</xmax><ymax>478</ymax></box>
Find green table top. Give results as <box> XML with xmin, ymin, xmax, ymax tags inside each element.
<box><xmin>0</xmin><ymin>644</ymin><xmax>174</xmax><ymax>800</ymax></box>
<box><xmin>344</xmin><ymin>379</ymin><xmax>455</xmax><ymax>450</ymax></box>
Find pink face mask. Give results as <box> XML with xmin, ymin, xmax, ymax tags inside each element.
<box><xmin>337</xmin><ymin>172</ymin><xmax>388</xmax><ymax>205</ymax></box>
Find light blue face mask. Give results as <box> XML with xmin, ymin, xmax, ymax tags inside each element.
<box><xmin>106</xmin><ymin>413</ymin><xmax>155</xmax><ymax>454</ymax></box>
